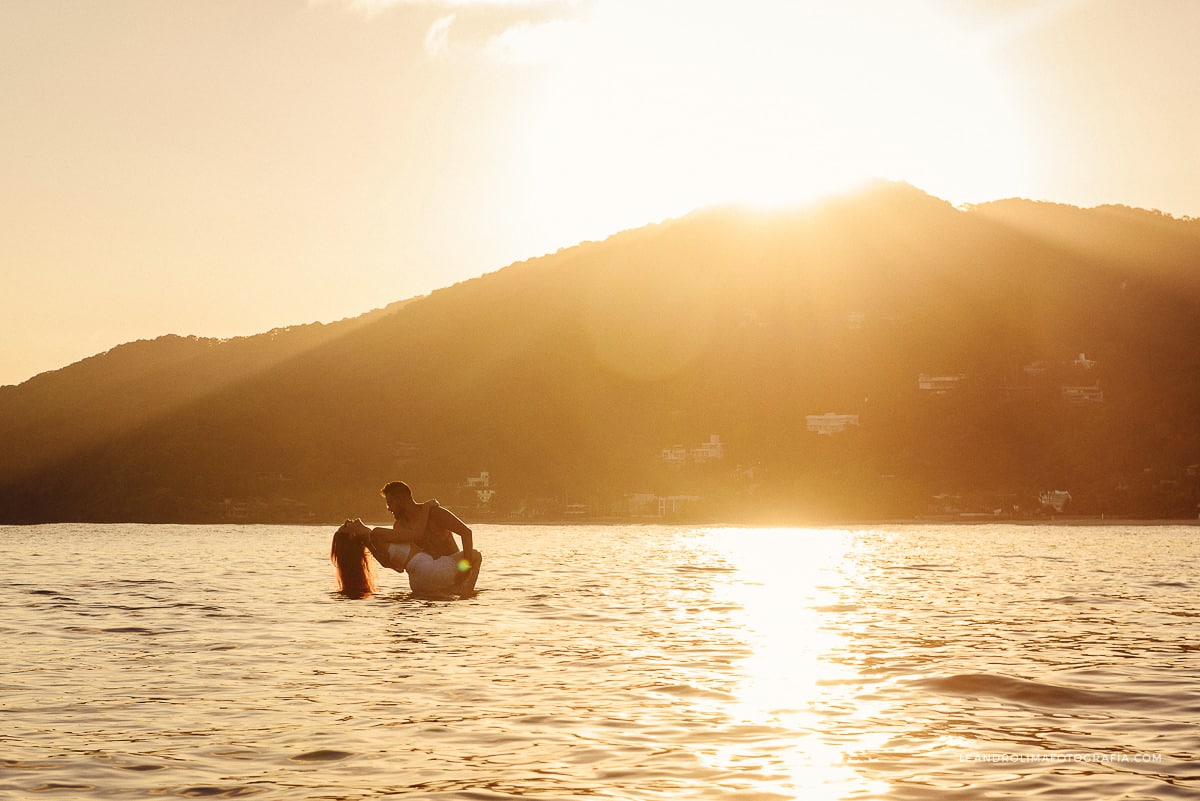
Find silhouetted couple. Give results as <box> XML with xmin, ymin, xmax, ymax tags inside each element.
<box><xmin>330</xmin><ymin>481</ymin><xmax>482</xmax><ymax>598</ymax></box>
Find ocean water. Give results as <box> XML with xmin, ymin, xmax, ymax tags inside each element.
<box><xmin>2</xmin><ymin>523</ymin><xmax>1198</xmax><ymax>800</ymax></box>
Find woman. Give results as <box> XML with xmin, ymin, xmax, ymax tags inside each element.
<box><xmin>330</xmin><ymin>499</ymin><xmax>480</xmax><ymax>597</ymax></box>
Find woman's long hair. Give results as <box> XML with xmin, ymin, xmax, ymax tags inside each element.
<box><xmin>330</xmin><ymin>528</ymin><xmax>375</xmax><ymax>598</ymax></box>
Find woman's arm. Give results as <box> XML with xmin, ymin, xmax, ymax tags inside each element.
<box><xmin>369</xmin><ymin>525</ymin><xmax>418</xmax><ymax>545</ymax></box>
<box><xmin>346</xmin><ymin>518</ymin><xmax>415</xmax><ymax>545</ymax></box>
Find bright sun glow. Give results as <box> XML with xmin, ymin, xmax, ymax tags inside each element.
<box><xmin>520</xmin><ymin>0</ymin><xmax>1029</xmax><ymax>245</ymax></box>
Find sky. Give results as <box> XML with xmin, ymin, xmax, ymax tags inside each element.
<box><xmin>3</xmin><ymin>0</ymin><xmax>1199</xmax><ymax>386</ymax></box>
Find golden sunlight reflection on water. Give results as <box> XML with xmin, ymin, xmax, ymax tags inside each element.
<box><xmin>699</xmin><ymin>528</ymin><xmax>889</xmax><ymax>799</ymax></box>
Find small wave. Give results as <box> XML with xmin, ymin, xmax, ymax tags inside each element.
<box><xmin>914</xmin><ymin>673</ymin><xmax>1161</xmax><ymax>710</ymax></box>
<box><xmin>289</xmin><ymin>749</ymin><xmax>354</xmax><ymax>762</ymax></box>
<box><xmin>176</xmin><ymin>785</ymin><xmax>263</xmax><ymax>797</ymax></box>
<box><xmin>25</xmin><ymin>588</ymin><xmax>76</xmax><ymax>603</ymax></box>
<box><xmin>651</xmin><ymin>683</ymin><xmax>735</xmax><ymax>702</ymax></box>
<box><xmin>101</xmin><ymin>626</ymin><xmax>178</xmax><ymax>636</ymax></box>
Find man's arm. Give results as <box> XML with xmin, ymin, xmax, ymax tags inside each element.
<box><xmin>355</xmin><ymin>500</ymin><xmax>437</xmax><ymax>544</ymax></box>
<box><xmin>431</xmin><ymin>505</ymin><xmax>473</xmax><ymax>556</ymax></box>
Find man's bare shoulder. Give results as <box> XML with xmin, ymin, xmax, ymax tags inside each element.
<box><xmin>430</xmin><ymin>504</ymin><xmax>468</xmax><ymax>529</ymax></box>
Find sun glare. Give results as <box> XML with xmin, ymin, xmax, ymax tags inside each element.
<box><xmin>698</xmin><ymin>528</ymin><xmax>888</xmax><ymax>798</ymax></box>
<box><xmin>519</xmin><ymin>1</ymin><xmax>1029</xmax><ymax>244</ymax></box>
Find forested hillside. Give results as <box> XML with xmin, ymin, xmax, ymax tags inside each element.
<box><xmin>3</xmin><ymin>183</ymin><xmax>1199</xmax><ymax>523</ymax></box>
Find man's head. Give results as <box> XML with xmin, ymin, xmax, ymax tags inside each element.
<box><xmin>380</xmin><ymin>480</ymin><xmax>414</xmax><ymax>516</ymax></box>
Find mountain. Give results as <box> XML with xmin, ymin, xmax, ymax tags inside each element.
<box><xmin>3</xmin><ymin>182</ymin><xmax>1200</xmax><ymax>523</ymax></box>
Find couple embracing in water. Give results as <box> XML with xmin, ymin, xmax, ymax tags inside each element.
<box><xmin>330</xmin><ymin>480</ymin><xmax>482</xmax><ymax>598</ymax></box>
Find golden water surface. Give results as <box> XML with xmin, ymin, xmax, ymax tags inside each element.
<box><xmin>2</xmin><ymin>524</ymin><xmax>1196</xmax><ymax>799</ymax></box>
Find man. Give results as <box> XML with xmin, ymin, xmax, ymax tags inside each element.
<box><xmin>350</xmin><ymin>480</ymin><xmax>482</xmax><ymax>593</ymax></box>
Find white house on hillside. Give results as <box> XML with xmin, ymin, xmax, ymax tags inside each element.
<box><xmin>918</xmin><ymin>373</ymin><xmax>967</xmax><ymax>394</ymax></box>
<box><xmin>693</xmin><ymin>435</ymin><xmax>724</xmax><ymax>461</ymax></box>
<box><xmin>464</xmin><ymin>472</ymin><xmax>495</xmax><ymax>505</ymax></box>
<box><xmin>1039</xmin><ymin>490</ymin><xmax>1071</xmax><ymax>512</ymax></box>
<box><xmin>1061</xmin><ymin>386</ymin><xmax>1104</xmax><ymax>404</ymax></box>
<box><xmin>465</xmin><ymin>472</ymin><xmax>490</xmax><ymax>488</ymax></box>
<box><xmin>662</xmin><ymin>435</ymin><xmax>724</xmax><ymax>464</ymax></box>
<box><xmin>806</xmin><ymin>413</ymin><xmax>860</xmax><ymax>435</ymax></box>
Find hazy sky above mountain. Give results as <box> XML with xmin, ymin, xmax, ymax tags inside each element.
<box><xmin>2</xmin><ymin>0</ymin><xmax>1198</xmax><ymax>386</ymax></box>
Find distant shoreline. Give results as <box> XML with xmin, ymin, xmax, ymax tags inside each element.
<box><xmin>901</xmin><ymin>515</ymin><xmax>1200</xmax><ymax>527</ymax></box>
<box><xmin>3</xmin><ymin>515</ymin><xmax>1198</xmax><ymax>528</ymax></box>
<box><xmin>374</xmin><ymin>515</ymin><xmax>1200</xmax><ymax>529</ymax></box>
